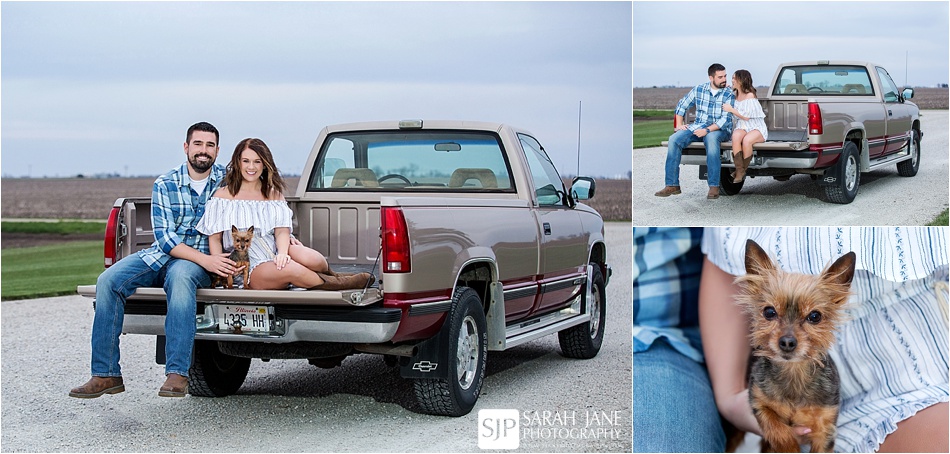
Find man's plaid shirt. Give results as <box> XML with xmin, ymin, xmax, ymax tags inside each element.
<box><xmin>674</xmin><ymin>82</ymin><xmax>735</xmax><ymax>134</ymax></box>
<box><xmin>633</xmin><ymin>227</ymin><xmax>705</xmax><ymax>362</ymax></box>
<box><xmin>137</xmin><ymin>162</ymin><xmax>226</xmax><ymax>271</ymax></box>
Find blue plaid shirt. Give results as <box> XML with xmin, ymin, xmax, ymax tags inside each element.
<box><xmin>633</xmin><ymin>227</ymin><xmax>705</xmax><ymax>362</ymax></box>
<box><xmin>675</xmin><ymin>82</ymin><xmax>735</xmax><ymax>134</ymax></box>
<box><xmin>137</xmin><ymin>162</ymin><xmax>226</xmax><ymax>271</ymax></box>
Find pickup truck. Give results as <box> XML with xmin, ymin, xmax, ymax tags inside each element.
<box><xmin>77</xmin><ymin>119</ymin><xmax>610</xmax><ymax>417</ymax></box>
<box><xmin>668</xmin><ymin>61</ymin><xmax>922</xmax><ymax>203</ymax></box>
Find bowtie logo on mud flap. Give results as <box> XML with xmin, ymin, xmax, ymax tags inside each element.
<box><xmin>412</xmin><ymin>361</ymin><xmax>438</xmax><ymax>372</ymax></box>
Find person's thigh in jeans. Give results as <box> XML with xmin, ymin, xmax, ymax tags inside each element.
<box><xmin>633</xmin><ymin>339</ymin><xmax>724</xmax><ymax>452</ymax></box>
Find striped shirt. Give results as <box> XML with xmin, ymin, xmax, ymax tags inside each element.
<box><xmin>675</xmin><ymin>82</ymin><xmax>736</xmax><ymax>134</ymax></box>
<box><xmin>633</xmin><ymin>227</ymin><xmax>705</xmax><ymax>362</ymax></box>
<box><xmin>137</xmin><ymin>162</ymin><xmax>226</xmax><ymax>271</ymax></box>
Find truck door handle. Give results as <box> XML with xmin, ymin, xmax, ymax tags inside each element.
<box><xmin>888</xmin><ymin>110</ymin><xmax>893</xmax><ymax>116</ymax></box>
<box><xmin>543</xmin><ymin>222</ymin><xmax>552</xmax><ymax>235</ymax></box>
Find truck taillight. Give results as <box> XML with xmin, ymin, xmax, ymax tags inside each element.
<box><xmin>381</xmin><ymin>207</ymin><xmax>411</xmax><ymax>273</ymax></box>
<box><xmin>808</xmin><ymin>102</ymin><xmax>823</xmax><ymax>135</ymax></box>
<box><xmin>103</xmin><ymin>206</ymin><xmax>120</xmax><ymax>268</ymax></box>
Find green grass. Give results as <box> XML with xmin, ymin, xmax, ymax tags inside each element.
<box><xmin>2</xmin><ymin>220</ymin><xmax>106</xmax><ymax>235</ymax></box>
<box><xmin>1</xmin><ymin>241</ymin><xmax>102</xmax><ymax>300</ymax></box>
<box><xmin>928</xmin><ymin>209</ymin><xmax>949</xmax><ymax>226</ymax></box>
<box><xmin>633</xmin><ymin>119</ymin><xmax>672</xmax><ymax>149</ymax></box>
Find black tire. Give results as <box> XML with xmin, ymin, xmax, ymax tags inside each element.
<box><xmin>719</xmin><ymin>166</ymin><xmax>744</xmax><ymax>196</ymax></box>
<box><xmin>189</xmin><ymin>340</ymin><xmax>251</xmax><ymax>397</ymax></box>
<box><xmin>558</xmin><ymin>264</ymin><xmax>606</xmax><ymax>359</ymax></box>
<box><xmin>822</xmin><ymin>141</ymin><xmax>860</xmax><ymax>204</ymax></box>
<box><xmin>896</xmin><ymin>130</ymin><xmax>920</xmax><ymax>177</ymax></box>
<box><xmin>413</xmin><ymin>287</ymin><xmax>487</xmax><ymax>416</ymax></box>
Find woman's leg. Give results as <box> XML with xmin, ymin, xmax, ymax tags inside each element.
<box><xmin>731</xmin><ymin>129</ymin><xmax>746</xmax><ymax>158</ymax></box>
<box><xmin>288</xmin><ymin>244</ymin><xmax>329</xmax><ymax>273</ymax></box>
<box><xmin>741</xmin><ymin>130</ymin><xmax>764</xmax><ymax>160</ymax></box>
<box><xmin>248</xmin><ymin>261</ymin><xmax>324</xmax><ymax>289</ymax></box>
<box><xmin>878</xmin><ymin>402</ymin><xmax>949</xmax><ymax>452</ymax></box>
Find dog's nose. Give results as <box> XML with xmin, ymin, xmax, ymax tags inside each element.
<box><xmin>779</xmin><ymin>335</ymin><xmax>797</xmax><ymax>352</ymax></box>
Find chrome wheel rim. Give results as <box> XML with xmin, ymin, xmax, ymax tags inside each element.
<box><xmin>588</xmin><ymin>283</ymin><xmax>602</xmax><ymax>339</ymax></box>
<box><xmin>845</xmin><ymin>155</ymin><xmax>857</xmax><ymax>192</ymax></box>
<box><xmin>456</xmin><ymin>315</ymin><xmax>479</xmax><ymax>390</ymax></box>
<box><xmin>911</xmin><ymin>137</ymin><xmax>918</xmax><ymax>168</ymax></box>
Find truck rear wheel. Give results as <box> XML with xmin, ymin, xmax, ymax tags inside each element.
<box><xmin>413</xmin><ymin>287</ymin><xmax>487</xmax><ymax>416</ymax></box>
<box><xmin>189</xmin><ymin>340</ymin><xmax>251</xmax><ymax>397</ymax></box>
<box><xmin>822</xmin><ymin>141</ymin><xmax>860</xmax><ymax>204</ymax></box>
<box><xmin>718</xmin><ymin>166</ymin><xmax>744</xmax><ymax>196</ymax></box>
<box><xmin>558</xmin><ymin>263</ymin><xmax>606</xmax><ymax>359</ymax></box>
<box><xmin>896</xmin><ymin>130</ymin><xmax>920</xmax><ymax>177</ymax></box>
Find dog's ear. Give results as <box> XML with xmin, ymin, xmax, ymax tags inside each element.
<box><xmin>247</xmin><ymin>226</ymin><xmax>254</xmax><ymax>235</ymax></box>
<box><xmin>821</xmin><ymin>251</ymin><xmax>856</xmax><ymax>289</ymax></box>
<box><xmin>231</xmin><ymin>225</ymin><xmax>239</xmax><ymax>235</ymax></box>
<box><xmin>744</xmin><ymin>239</ymin><xmax>776</xmax><ymax>276</ymax></box>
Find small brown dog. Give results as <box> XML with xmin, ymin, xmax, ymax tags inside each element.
<box><xmin>212</xmin><ymin>225</ymin><xmax>253</xmax><ymax>289</ymax></box>
<box><xmin>735</xmin><ymin>239</ymin><xmax>855</xmax><ymax>453</ymax></box>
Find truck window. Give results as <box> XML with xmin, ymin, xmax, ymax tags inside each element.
<box><xmin>519</xmin><ymin>133</ymin><xmax>566</xmax><ymax>207</ymax></box>
<box><xmin>307</xmin><ymin>131</ymin><xmax>516</xmax><ymax>192</ymax></box>
<box><xmin>876</xmin><ymin>67</ymin><xmax>900</xmax><ymax>103</ymax></box>
<box><xmin>773</xmin><ymin>65</ymin><xmax>873</xmax><ymax>96</ymax></box>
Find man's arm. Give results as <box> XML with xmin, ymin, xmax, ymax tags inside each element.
<box><xmin>713</xmin><ymin>91</ymin><xmax>736</xmax><ymax>130</ymax></box>
<box><xmin>153</xmin><ymin>181</ymin><xmax>234</xmax><ymax>275</ymax></box>
<box><xmin>673</xmin><ymin>87</ymin><xmax>699</xmax><ymax>130</ymax></box>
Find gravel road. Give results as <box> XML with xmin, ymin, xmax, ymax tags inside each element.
<box><xmin>633</xmin><ymin>110</ymin><xmax>949</xmax><ymax>226</ymax></box>
<box><xmin>1</xmin><ymin>223</ymin><xmax>631</xmax><ymax>453</ymax></box>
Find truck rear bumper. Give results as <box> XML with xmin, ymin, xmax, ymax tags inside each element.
<box><xmin>680</xmin><ymin>147</ymin><xmax>820</xmax><ymax>169</ymax></box>
<box><xmin>119</xmin><ymin>313</ymin><xmax>400</xmax><ymax>343</ymax></box>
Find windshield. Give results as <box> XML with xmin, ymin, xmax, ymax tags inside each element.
<box><xmin>307</xmin><ymin>130</ymin><xmax>515</xmax><ymax>192</ymax></box>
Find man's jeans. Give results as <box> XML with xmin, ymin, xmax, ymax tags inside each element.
<box><xmin>91</xmin><ymin>254</ymin><xmax>211</xmax><ymax>378</ymax></box>
<box><xmin>633</xmin><ymin>337</ymin><xmax>725</xmax><ymax>452</ymax></box>
<box><xmin>664</xmin><ymin>128</ymin><xmax>727</xmax><ymax>188</ymax></box>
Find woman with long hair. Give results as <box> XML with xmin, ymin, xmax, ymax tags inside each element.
<box><xmin>722</xmin><ymin>69</ymin><xmax>768</xmax><ymax>183</ymax></box>
<box><xmin>197</xmin><ymin>138</ymin><xmax>372</xmax><ymax>290</ymax></box>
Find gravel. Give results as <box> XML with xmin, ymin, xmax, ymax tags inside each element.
<box><xmin>632</xmin><ymin>110</ymin><xmax>948</xmax><ymax>226</ymax></box>
<box><xmin>1</xmin><ymin>223</ymin><xmax>631</xmax><ymax>453</ymax></box>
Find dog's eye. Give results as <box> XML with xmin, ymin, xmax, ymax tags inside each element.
<box><xmin>807</xmin><ymin>311</ymin><xmax>822</xmax><ymax>324</ymax></box>
<box><xmin>763</xmin><ymin>307</ymin><xmax>777</xmax><ymax>320</ymax></box>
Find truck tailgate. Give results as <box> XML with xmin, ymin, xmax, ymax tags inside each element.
<box><xmin>76</xmin><ymin>285</ymin><xmax>382</xmax><ymax>307</ymax></box>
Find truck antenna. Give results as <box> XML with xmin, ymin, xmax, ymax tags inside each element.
<box><xmin>905</xmin><ymin>50</ymin><xmax>908</xmax><ymax>86</ymax></box>
<box><xmin>576</xmin><ymin>100</ymin><xmax>582</xmax><ymax>176</ymax></box>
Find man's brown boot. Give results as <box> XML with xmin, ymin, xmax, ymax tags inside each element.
<box><xmin>312</xmin><ymin>272</ymin><xmax>375</xmax><ymax>291</ymax></box>
<box><xmin>707</xmin><ymin>186</ymin><xmax>720</xmax><ymax>199</ymax></box>
<box><xmin>159</xmin><ymin>373</ymin><xmax>188</xmax><ymax>398</ymax></box>
<box><xmin>654</xmin><ymin>186</ymin><xmax>682</xmax><ymax>197</ymax></box>
<box><xmin>69</xmin><ymin>376</ymin><xmax>125</xmax><ymax>398</ymax></box>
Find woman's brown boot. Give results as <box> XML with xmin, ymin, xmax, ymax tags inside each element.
<box><xmin>733</xmin><ymin>154</ymin><xmax>749</xmax><ymax>183</ymax></box>
<box><xmin>730</xmin><ymin>151</ymin><xmax>742</xmax><ymax>181</ymax></box>
<box><xmin>312</xmin><ymin>272</ymin><xmax>374</xmax><ymax>291</ymax></box>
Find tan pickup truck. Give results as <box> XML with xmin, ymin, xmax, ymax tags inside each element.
<box><xmin>78</xmin><ymin>120</ymin><xmax>609</xmax><ymax>416</ymax></box>
<box><xmin>673</xmin><ymin>61</ymin><xmax>921</xmax><ymax>203</ymax></box>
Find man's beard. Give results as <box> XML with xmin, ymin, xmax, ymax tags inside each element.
<box><xmin>189</xmin><ymin>153</ymin><xmax>214</xmax><ymax>173</ymax></box>
<box><xmin>716</xmin><ymin>80</ymin><xmax>727</xmax><ymax>89</ymax></box>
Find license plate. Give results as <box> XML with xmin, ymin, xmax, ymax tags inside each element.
<box><xmin>216</xmin><ymin>305</ymin><xmax>272</xmax><ymax>332</ymax></box>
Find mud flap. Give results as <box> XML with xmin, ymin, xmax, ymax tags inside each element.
<box><xmin>816</xmin><ymin>163</ymin><xmax>840</xmax><ymax>187</ymax></box>
<box><xmin>399</xmin><ymin>322</ymin><xmax>451</xmax><ymax>380</ymax></box>
<box><xmin>698</xmin><ymin>165</ymin><xmax>708</xmax><ymax>181</ymax></box>
<box><xmin>155</xmin><ymin>335</ymin><xmax>166</xmax><ymax>365</ymax></box>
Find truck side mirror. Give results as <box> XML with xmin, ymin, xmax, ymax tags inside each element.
<box><xmin>901</xmin><ymin>87</ymin><xmax>915</xmax><ymax>101</ymax></box>
<box><xmin>571</xmin><ymin>176</ymin><xmax>596</xmax><ymax>201</ymax></box>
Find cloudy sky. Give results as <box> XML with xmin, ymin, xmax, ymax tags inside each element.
<box><xmin>634</xmin><ymin>1</ymin><xmax>949</xmax><ymax>88</ymax></box>
<box><xmin>2</xmin><ymin>2</ymin><xmax>631</xmax><ymax>179</ymax></box>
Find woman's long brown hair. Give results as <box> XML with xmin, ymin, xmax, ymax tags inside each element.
<box><xmin>223</xmin><ymin>138</ymin><xmax>286</xmax><ymax>199</ymax></box>
<box><xmin>733</xmin><ymin>69</ymin><xmax>757</xmax><ymax>98</ymax></box>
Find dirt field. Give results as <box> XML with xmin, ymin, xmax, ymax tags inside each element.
<box><xmin>633</xmin><ymin>87</ymin><xmax>949</xmax><ymax>110</ymax></box>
